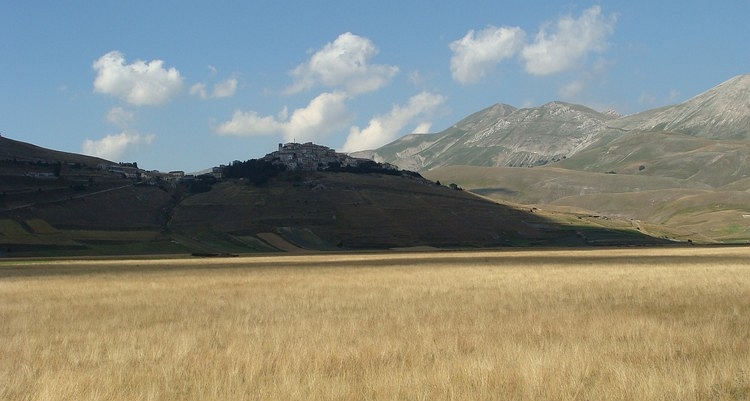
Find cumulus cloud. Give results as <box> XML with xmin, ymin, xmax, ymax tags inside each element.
<box><xmin>449</xmin><ymin>6</ymin><xmax>616</xmax><ymax>83</ymax></box>
<box><xmin>449</xmin><ymin>26</ymin><xmax>526</xmax><ymax>84</ymax></box>
<box><xmin>81</xmin><ymin>131</ymin><xmax>155</xmax><ymax>161</ymax></box>
<box><xmin>93</xmin><ymin>51</ymin><xmax>184</xmax><ymax>106</ymax></box>
<box><xmin>286</xmin><ymin>32</ymin><xmax>398</xmax><ymax>95</ymax></box>
<box><xmin>521</xmin><ymin>6</ymin><xmax>616</xmax><ymax>75</ymax></box>
<box><xmin>190</xmin><ymin>78</ymin><xmax>238</xmax><ymax>99</ymax></box>
<box><xmin>215</xmin><ymin>91</ymin><xmax>351</xmax><ymax>143</ymax></box>
<box><xmin>212</xmin><ymin>78</ymin><xmax>238</xmax><ymax>98</ymax></box>
<box><xmin>189</xmin><ymin>83</ymin><xmax>209</xmax><ymax>99</ymax></box>
<box><xmin>412</xmin><ymin>122</ymin><xmax>432</xmax><ymax>134</ymax></box>
<box><xmin>341</xmin><ymin>92</ymin><xmax>445</xmax><ymax>152</ymax></box>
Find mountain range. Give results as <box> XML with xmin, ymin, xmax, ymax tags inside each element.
<box><xmin>354</xmin><ymin>74</ymin><xmax>750</xmax><ymax>172</ymax></box>
<box><xmin>356</xmin><ymin>74</ymin><xmax>750</xmax><ymax>242</ymax></box>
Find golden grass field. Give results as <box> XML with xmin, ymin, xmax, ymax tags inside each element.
<box><xmin>1</xmin><ymin>248</ymin><xmax>749</xmax><ymax>400</ymax></box>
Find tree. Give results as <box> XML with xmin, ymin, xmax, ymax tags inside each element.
<box><xmin>223</xmin><ymin>159</ymin><xmax>286</xmax><ymax>185</ymax></box>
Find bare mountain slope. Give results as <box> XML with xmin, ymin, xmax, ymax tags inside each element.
<box><xmin>360</xmin><ymin>74</ymin><xmax>750</xmax><ymax>179</ymax></box>
<box><xmin>607</xmin><ymin>74</ymin><xmax>750</xmax><ymax>139</ymax></box>
<box><xmin>550</xmin><ymin>75</ymin><xmax>750</xmax><ymax>188</ymax></box>
<box><xmin>352</xmin><ymin>102</ymin><xmax>615</xmax><ymax>170</ymax></box>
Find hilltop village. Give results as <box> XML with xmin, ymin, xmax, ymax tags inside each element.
<box><xmin>261</xmin><ymin>142</ymin><xmax>395</xmax><ymax>172</ymax></box>
<box><xmin>173</xmin><ymin>142</ymin><xmax>397</xmax><ymax>183</ymax></box>
<box><xmin>5</xmin><ymin>138</ymin><xmax>404</xmax><ymax>192</ymax></box>
<box><xmin>212</xmin><ymin>142</ymin><xmax>409</xmax><ymax>186</ymax></box>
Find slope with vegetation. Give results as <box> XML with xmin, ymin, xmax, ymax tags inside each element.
<box><xmin>366</xmin><ymin>74</ymin><xmax>750</xmax><ymax>243</ymax></box>
<box><xmin>0</xmin><ymin>136</ymin><xmax>671</xmax><ymax>256</ymax></box>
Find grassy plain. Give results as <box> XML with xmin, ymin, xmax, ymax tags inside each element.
<box><xmin>1</xmin><ymin>248</ymin><xmax>749</xmax><ymax>400</ymax></box>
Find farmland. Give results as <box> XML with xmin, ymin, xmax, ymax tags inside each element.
<box><xmin>1</xmin><ymin>248</ymin><xmax>749</xmax><ymax>400</ymax></box>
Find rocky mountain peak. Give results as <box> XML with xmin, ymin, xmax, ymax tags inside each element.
<box><xmin>452</xmin><ymin>103</ymin><xmax>517</xmax><ymax>132</ymax></box>
<box><xmin>609</xmin><ymin>74</ymin><xmax>750</xmax><ymax>138</ymax></box>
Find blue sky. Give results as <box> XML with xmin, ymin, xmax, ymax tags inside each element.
<box><xmin>2</xmin><ymin>1</ymin><xmax>749</xmax><ymax>172</ymax></box>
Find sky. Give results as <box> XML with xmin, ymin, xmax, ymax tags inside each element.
<box><xmin>2</xmin><ymin>1</ymin><xmax>749</xmax><ymax>172</ymax></box>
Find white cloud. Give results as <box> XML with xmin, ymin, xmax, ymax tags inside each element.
<box><xmin>212</xmin><ymin>78</ymin><xmax>238</xmax><ymax>98</ymax></box>
<box><xmin>93</xmin><ymin>51</ymin><xmax>183</xmax><ymax>106</ymax></box>
<box><xmin>216</xmin><ymin>110</ymin><xmax>283</xmax><ymax>136</ymax></box>
<box><xmin>286</xmin><ymin>32</ymin><xmax>398</xmax><ymax>95</ymax></box>
<box><xmin>449</xmin><ymin>26</ymin><xmax>526</xmax><ymax>84</ymax></box>
<box><xmin>412</xmin><ymin>122</ymin><xmax>432</xmax><ymax>134</ymax></box>
<box><xmin>106</xmin><ymin>107</ymin><xmax>135</xmax><ymax>128</ymax></box>
<box><xmin>215</xmin><ymin>91</ymin><xmax>351</xmax><ymax>143</ymax></box>
<box><xmin>189</xmin><ymin>83</ymin><xmax>208</xmax><ymax>99</ymax></box>
<box><xmin>81</xmin><ymin>131</ymin><xmax>155</xmax><ymax>161</ymax></box>
<box><xmin>521</xmin><ymin>6</ymin><xmax>616</xmax><ymax>75</ymax></box>
<box><xmin>341</xmin><ymin>92</ymin><xmax>445</xmax><ymax>152</ymax></box>
<box><xmin>449</xmin><ymin>6</ymin><xmax>616</xmax><ymax>84</ymax></box>
<box><xmin>190</xmin><ymin>78</ymin><xmax>238</xmax><ymax>99</ymax></box>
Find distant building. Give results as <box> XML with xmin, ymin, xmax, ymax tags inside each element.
<box><xmin>211</xmin><ymin>166</ymin><xmax>225</xmax><ymax>179</ymax></box>
<box><xmin>106</xmin><ymin>165</ymin><xmax>139</xmax><ymax>179</ymax></box>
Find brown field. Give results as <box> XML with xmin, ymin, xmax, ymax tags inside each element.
<box><xmin>1</xmin><ymin>248</ymin><xmax>749</xmax><ymax>400</ymax></box>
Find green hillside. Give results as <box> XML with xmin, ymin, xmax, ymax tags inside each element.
<box><xmin>423</xmin><ymin>165</ymin><xmax>749</xmax><ymax>243</ymax></box>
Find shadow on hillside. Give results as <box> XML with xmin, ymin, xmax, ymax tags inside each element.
<box><xmin>167</xmin><ymin>172</ymin><xmax>673</xmax><ymax>251</ymax></box>
<box><xmin>0</xmin><ymin>170</ymin><xmax>674</xmax><ymax>258</ymax></box>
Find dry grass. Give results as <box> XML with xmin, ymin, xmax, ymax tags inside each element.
<box><xmin>1</xmin><ymin>248</ymin><xmax>750</xmax><ymax>400</ymax></box>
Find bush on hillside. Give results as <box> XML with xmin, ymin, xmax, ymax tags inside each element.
<box><xmin>223</xmin><ymin>159</ymin><xmax>286</xmax><ymax>185</ymax></box>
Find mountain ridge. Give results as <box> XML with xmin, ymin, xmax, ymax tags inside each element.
<box><xmin>606</xmin><ymin>74</ymin><xmax>750</xmax><ymax>139</ymax></box>
<box><xmin>359</xmin><ymin>74</ymin><xmax>750</xmax><ymax>172</ymax></box>
<box><xmin>352</xmin><ymin>100</ymin><xmax>616</xmax><ymax>170</ymax></box>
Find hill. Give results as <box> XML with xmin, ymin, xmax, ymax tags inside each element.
<box><xmin>0</xmin><ymin>135</ymin><xmax>114</xmax><ymax>166</ymax></box>
<box><xmin>0</xmin><ymin>137</ymin><xmax>672</xmax><ymax>256</ymax></box>
<box><xmin>401</xmin><ymin>74</ymin><xmax>750</xmax><ymax>242</ymax></box>
<box><xmin>169</xmin><ymin>170</ymin><xmax>677</xmax><ymax>252</ymax></box>
<box><xmin>555</xmin><ymin>74</ymin><xmax>750</xmax><ymax>186</ymax></box>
